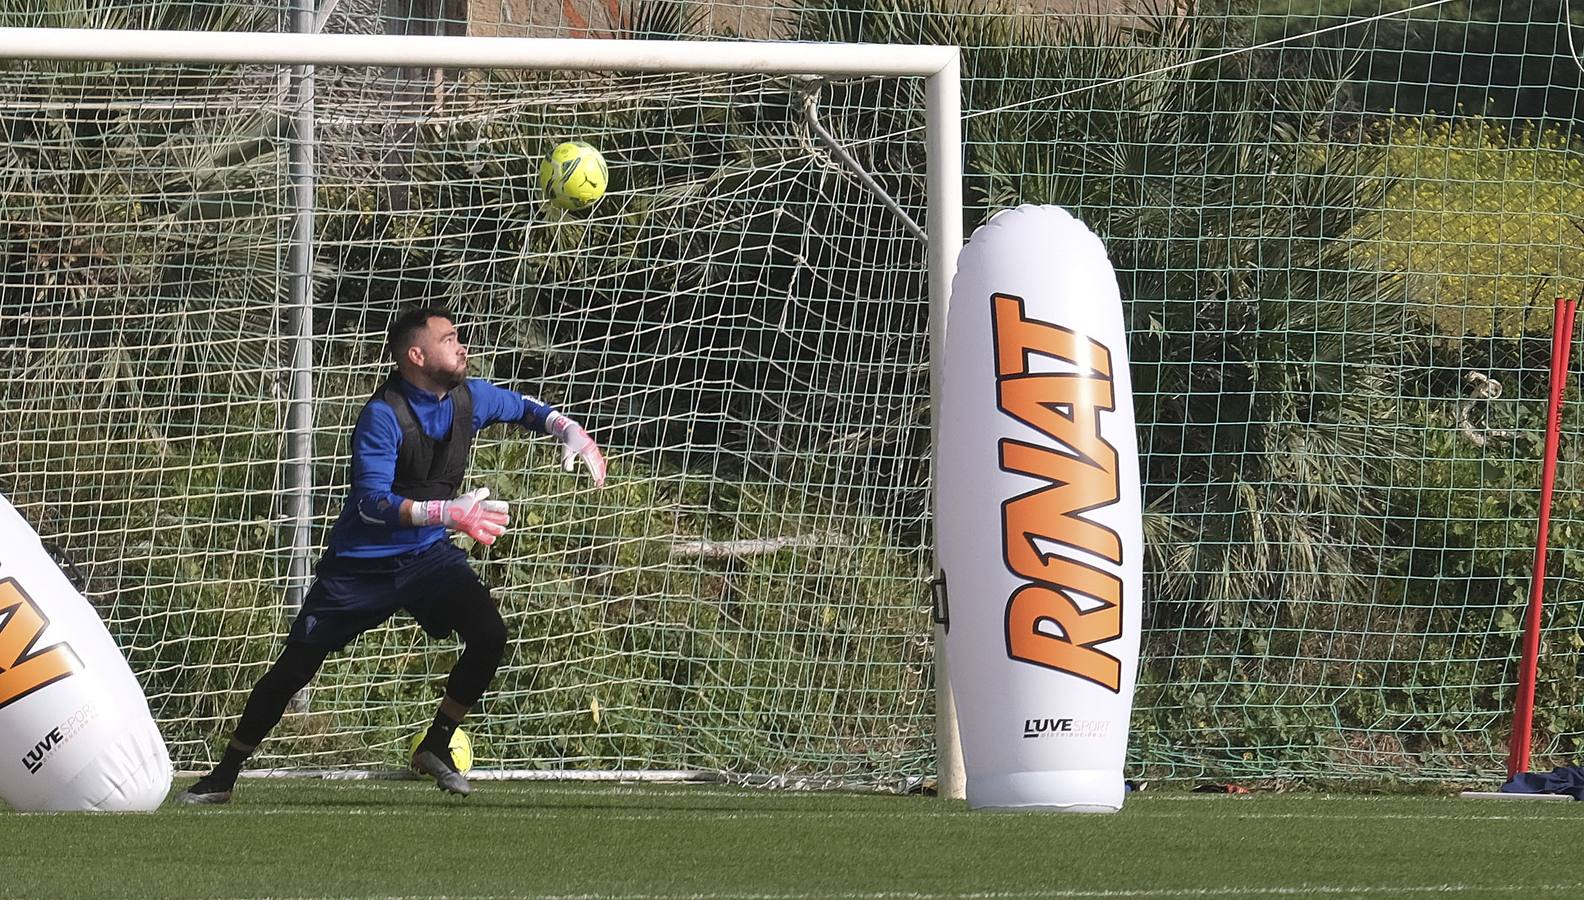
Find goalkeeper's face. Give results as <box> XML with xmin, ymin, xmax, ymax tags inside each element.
<box><xmin>416</xmin><ymin>317</ymin><xmax>469</xmax><ymax>389</ymax></box>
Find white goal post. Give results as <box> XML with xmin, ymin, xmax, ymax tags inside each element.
<box><xmin>0</xmin><ymin>28</ymin><xmax>964</xmax><ymax>797</ymax></box>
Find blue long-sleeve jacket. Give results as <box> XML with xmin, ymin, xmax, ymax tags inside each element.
<box><xmin>325</xmin><ymin>376</ymin><xmax>554</xmax><ymax>558</ymax></box>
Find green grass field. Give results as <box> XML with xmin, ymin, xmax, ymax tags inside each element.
<box><xmin>4</xmin><ymin>780</ymin><xmax>1583</xmax><ymax>899</ymax></box>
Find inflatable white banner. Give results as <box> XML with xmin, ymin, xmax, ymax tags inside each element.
<box><xmin>0</xmin><ymin>494</ymin><xmax>171</xmax><ymax>811</ymax></box>
<box><xmin>938</xmin><ymin>204</ymin><xmax>1142</xmax><ymax>812</ymax></box>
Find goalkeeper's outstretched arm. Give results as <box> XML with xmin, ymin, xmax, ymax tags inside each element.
<box><xmin>469</xmin><ymin>380</ymin><xmax>607</xmax><ymax>488</ymax></box>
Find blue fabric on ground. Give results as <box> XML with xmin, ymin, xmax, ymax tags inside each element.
<box><xmin>1500</xmin><ymin>765</ymin><xmax>1584</xmax><ymax>799</ymax></box>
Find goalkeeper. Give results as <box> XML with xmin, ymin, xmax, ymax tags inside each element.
<box><xmin>175</xmin><ymin>306</ymin><xmax>606</xmax><ymax>803</ymax></box>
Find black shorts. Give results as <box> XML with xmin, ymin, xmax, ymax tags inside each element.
<box><xmin>286</xmin><ymin>539</ymin><xmax>488</xmax><ymax>651</ymax></box>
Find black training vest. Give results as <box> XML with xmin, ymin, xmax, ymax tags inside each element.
<box><xmin>370</xmin><ymin>374</ymin><xmax>475</xmax><ymax>501</ymax></box>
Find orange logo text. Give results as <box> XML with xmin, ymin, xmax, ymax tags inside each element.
<box><xmin>992</xmin><ymin>293</ymin><xmax>1125</xmax><ymax>692</ymax></box>
<box><xmin>0</xmin><ymin>578</ymin><xmax>80</xmax><ymax>711</ymax></box>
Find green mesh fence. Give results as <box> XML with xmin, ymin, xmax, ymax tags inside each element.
<box><xmin>4</xmin><ymin>0</ymin><xmax>1584</xmax><ymax>786</ymax></box>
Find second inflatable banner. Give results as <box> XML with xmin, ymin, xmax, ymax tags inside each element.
<box><xmin>938</xmin><ymin>204</ymin><xmax>1142</xmax><ymax>812</ymax></box>
<box><xmin>0</xmin><ymin>494</ymin><xmax>171</xmax><ymax>812</ymax></box>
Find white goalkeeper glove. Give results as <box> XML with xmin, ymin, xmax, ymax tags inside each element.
<box><xmin>546</xmin><ymin>411</ymin><xmax>607</xmax><ymax>487</ymax></box>
<box><xmin>410</xmin><ymin>487</ymin><xmax>510</xmax><ymax>545</ymax></box>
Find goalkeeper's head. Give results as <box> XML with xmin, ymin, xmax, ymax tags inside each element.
<box><xmin>389</xmin><ymin>305</ymin><xmax>468</xmax><ymax>391</ymax></box>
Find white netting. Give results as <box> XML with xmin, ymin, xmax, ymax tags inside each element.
<box><xmin>0</xmin><ymin>57</ymin><xmax>937</xmax><ymax>786</ymax></box>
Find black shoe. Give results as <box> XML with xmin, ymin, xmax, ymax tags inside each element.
<box><xmin>173</xmin><ymin>773</ymin><xmax>235</xmax><ymax>805</ymax></box>
<box><xmin>411</xmin><ymin>746</ymin><xmax>471</xmax><ymax>797</ymax></box>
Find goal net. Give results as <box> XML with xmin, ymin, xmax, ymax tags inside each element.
<box><xmin>0</xmin><ymin>31</ymin><xmax>958</xmax><ymax>788</ymax></box>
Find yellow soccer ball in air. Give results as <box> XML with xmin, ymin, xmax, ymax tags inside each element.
<box><xmin>409</xmin><ymin>727</ymin><xmax>473</xmax><ymax>775</ymax></box>
<box><xmin>538</xmin><ymin>140</ymin><xmax>608</xmax><ymax>211</ymax></box>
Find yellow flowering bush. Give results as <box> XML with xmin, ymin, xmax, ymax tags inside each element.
<box><xmin>1362</xmin><ymin>116</ymin><xmax>1584</xmax><ymax>336</ymax></box>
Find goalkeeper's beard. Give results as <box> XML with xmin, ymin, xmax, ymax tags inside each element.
<box><xmin>427</xmin><ymin>358</ymin><xmax>468</xmax><ymax>391</ymax></box>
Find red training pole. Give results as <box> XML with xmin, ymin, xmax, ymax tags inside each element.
<box><xmin>1507</xmin><ymin>294</ymin><xmax>1578</xmax><ymax>779</ymax></box>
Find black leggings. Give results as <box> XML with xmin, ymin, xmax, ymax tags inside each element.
<box><xmin>233</xmin><ymin>585</ymin><xmax>507</xmax><ymax>748</ymax></box>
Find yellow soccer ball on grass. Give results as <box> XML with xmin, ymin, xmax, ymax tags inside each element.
<box><xmin>538</xmin><ymin>140</ymin><xmax>608</xmax><ymax>211</ymax></box>
<box><xmin>409</xmin><ymin>727</ymin><xmax>473</xmax><ymax>775</ymax></box>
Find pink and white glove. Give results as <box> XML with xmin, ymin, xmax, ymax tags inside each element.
<box><xmin>546</xmin><ymin>411</ymin><xmax>607</xmax><ymax>487</ymax></box>
<box><xmin>410</xmin><ymin>487</ymin><xmax>510</xmax><ymax>545</ymax></box>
